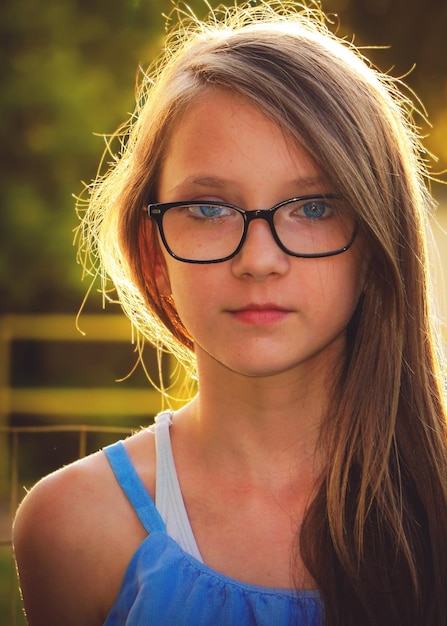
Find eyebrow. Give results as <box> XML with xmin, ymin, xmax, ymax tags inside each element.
<box><xmin>169</xmin><ymin>176</ymin><xmax>231</xmax><ymax>193</ymax></box>
<box><xmin>169</xmin><ymin>175</ymin><xmax>331</xmax><ymax>194</ymax></box>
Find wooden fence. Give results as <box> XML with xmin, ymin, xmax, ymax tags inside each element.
<box><xmin>0</xmin><ymin>313</ymin><xmax>185</xmax><ymax>625</ymax></box>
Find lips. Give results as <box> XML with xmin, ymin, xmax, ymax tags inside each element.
<box><xmin>230</xmin><ymin>303</ymin><xmax>291</xmax><ymax>325</ymax></box>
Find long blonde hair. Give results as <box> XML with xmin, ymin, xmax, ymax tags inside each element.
<box><xmin>77</xmin><ymin>2</ymin><xmax>447</xmax><ymax>623</ymax></box>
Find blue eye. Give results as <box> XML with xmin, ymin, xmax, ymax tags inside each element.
<box><xmin>302</xmin><ymin>200</ymin><xmax>328</xmax><ymax>219</ymax></box>
<box><xmin>188</xmin><ymin>204</ymin><xmax>232</xmax><ymax>219</ymax></box>
<box><xmin>198</xmin><ymin>205</ymin><xmax>223</xmax><ymax>218</ymax></box>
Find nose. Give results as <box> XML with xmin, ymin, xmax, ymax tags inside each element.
<box><xmin>231</xmin><ymin>218</ymin><xmax>289</xmax><ymax>280</ymax></box>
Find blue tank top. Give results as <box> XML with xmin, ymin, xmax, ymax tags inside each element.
<box><xmin>103</xmin><ymin>439</ymin><xmax>324</xmax><ymax>625</ymax></box>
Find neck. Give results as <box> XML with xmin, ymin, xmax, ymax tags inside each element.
<box><xmin>174</xmin><ymin>350</ymin><xmax>336</xmax><ymax>485</ymax></box>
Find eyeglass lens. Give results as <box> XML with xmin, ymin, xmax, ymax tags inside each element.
<box><xmin>159</xmin><ymin>197</ymin><xmax>354</xmax><ymax>262</ymax></box>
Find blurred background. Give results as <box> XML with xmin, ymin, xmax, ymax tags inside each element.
<box><xmin>1</xmin><ymin>0</ymin><xmax>446</xmax><ymax>623</ymax></box>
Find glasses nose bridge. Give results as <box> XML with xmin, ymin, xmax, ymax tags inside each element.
<box><xmin>241</xmin><ymin>208</ymin><xmax>278</xmax><ymax>248</ymax></box>
<box><xmin>243</xmin><ymin>207</ymin><xmax>276</xmax><ymax>233</ymax></box>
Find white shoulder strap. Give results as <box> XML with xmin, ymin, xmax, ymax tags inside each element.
<box><xmin>152</xmin><ymin>411</ymin><xmax>203</xmax><ymax>562</ymax></box>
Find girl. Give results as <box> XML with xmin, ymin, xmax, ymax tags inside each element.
<box><xmin>13</xmin><ymin>2</ymin><xmax>447</xmax><ymax>625</ymax></box>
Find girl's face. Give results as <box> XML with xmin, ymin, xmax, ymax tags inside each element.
<box><xmin>154</xmin><ymin>89</ymin><xmax>365</xmax><ymax>380</ymax></box>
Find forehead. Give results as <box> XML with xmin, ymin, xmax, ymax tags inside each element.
<box><xmin>158</xmin><ymin>89</ymin><xmax>328</xmax><ymax>202</ymax></box>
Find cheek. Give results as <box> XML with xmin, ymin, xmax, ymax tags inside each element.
<box><xmin>166</xmin><ymin>265</ymin><xmax>225</xmax><ymax>344</ymax></box>
<box><xmin>305</xmin><ymin>256</ymin><xmax>364</xmax><ymax>322</ymax></box>
<box><xmin>163</xmin><ymin>263</ymin><xmax>204</xmax><ymax>313</ymax></box>
<box><xmin>338</xmin><ymin>260</ymin><xmax>365</xmax><ymax>323</ymax></box>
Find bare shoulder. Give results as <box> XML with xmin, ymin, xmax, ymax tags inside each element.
<box><xmin>13</xmin><ymin>428</ymin><xmax>156</xmax><ymax>626</ymax></box>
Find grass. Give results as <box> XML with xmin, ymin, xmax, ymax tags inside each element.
<box><xmin>0</xmin><ymin>545</ymin><xmax>27</xmax><ymax>626</ymax></box>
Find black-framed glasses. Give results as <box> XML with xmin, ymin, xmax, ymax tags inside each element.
<box><xmin>146</xmin><ymin>194</ymin><xmax>357</xmax><ymax>264</ymax></box>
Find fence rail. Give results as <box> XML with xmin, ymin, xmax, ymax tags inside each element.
<box><xmin>1</xmin><ymin>424</ymin><xmax>135</xmax><ymax>626</ymax></box>
<box><xmin>0</xmin><ymin>313</ymin><xmax>173</xmax><ymax>625</ymax></box>
<box><xmin>0</xmin><ymin>313</ymin><xmax>167</xmax><ymax>421</ymax></box>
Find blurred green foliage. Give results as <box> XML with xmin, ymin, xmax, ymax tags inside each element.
<box><xmin>0</xmin><ymin>545</ymin><xmax>27</xmax><ymax>625</ymax></box>
<box><xmin>0</xmin><ymin>0</ymin><xmax>167</xmax><ymax>312</ymax></box>
<box><xmin>1</xmin><ymin>0</ymin><xmax>446</xmax><ymax>314</ymax></box>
